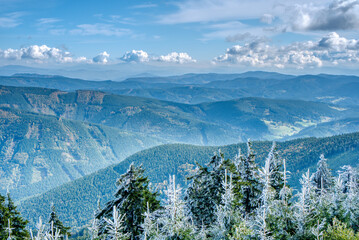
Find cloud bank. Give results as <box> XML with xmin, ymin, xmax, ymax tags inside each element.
<box><xmin>120</xmin><ymin>50</ymin><xmax>196</xmax><ymax>64</ymax></box>
<box><xmin>214</xmin><ymin>32</ymin><xmax>359</xmax><ymax>68</ymax></box>
<box><xmin>0</xmin><ymin>45</ymin><xmax>89</xmax><ymax>63</ymax></box>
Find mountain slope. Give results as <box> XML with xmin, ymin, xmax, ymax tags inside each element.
<box><xmin>0</xmin><ymin>85</ymin><xmax>349</xmax><ymax>144</ymax></box>
<box><xmin>0</xmin><ymin>107</ymin><xmax>164</xmax><ymax>200</ymax></box>
<box><xmin>19</xmin><ymin>132</ymin><xmax>359</xmax><ymax>229</ymax></box>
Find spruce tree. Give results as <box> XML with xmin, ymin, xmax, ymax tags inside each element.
<box><xmin>3</xmin><ymin>193</ymin><xmax>29</xmax><ymax>239</ymax></box>
<box><xmin>185</xmin><ymin>152</ymin><xmax>225</xmax><ymax>227</ymax></box>
<box><xmin>156</xmin><ymin>175</ymin><xmax>195</xmax><ymax>239</ymax></box>
<box><xmin>237</xmin><ymin>140</ymin><xmax>261</xmax><ymax>216</ymax></box>
<box><xmin>96</xmin><ymin>163</ymin><xmax>160</xmax><ymax>240</ymax></box>
<box><xmin>267</xmin><ymin>142</ymin><xmax>284</xmax><ymax>200</ymax></box>
<box><xmin>48</xmin><ymin>204</ymin><xmax>71</xmax><ymax>238</ymax></box>
<box><xmin>0</xmin><ymin>193</ymin><xmax>6</xmax><ymax>239</ymax></box>
<box><xmin>311</xmin><ymin>154</ymin><xmax>333</xmax><ymax>191</ymax></box>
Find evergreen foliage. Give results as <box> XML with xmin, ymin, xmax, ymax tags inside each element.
<box><xmin>0</xmin><ymin>193</ymin><xmax>29</xmax><ymax>239</ymax></box>
<box><xmin>48</xmin><ymin>204</ymin><xmax>71</xmax><ymax>239</ymax></box>
<box><xmin>96</xmin><ymin>164</ymin><xmax>160</xmax><ymax>240</ymax></box>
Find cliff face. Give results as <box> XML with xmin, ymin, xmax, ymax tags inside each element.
<box><xmin>0</xmin><ymin>107</ymin><xmax>163</xmax><ymax>200</ymax></box>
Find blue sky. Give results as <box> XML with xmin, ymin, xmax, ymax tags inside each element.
<box><xmin>1</xmin><ymin>0</ymin><xmax>359</xmax><ymax>78</ymax></box>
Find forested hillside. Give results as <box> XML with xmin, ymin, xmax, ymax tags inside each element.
<box><xmin>0</xmin><ymin>107</ymin><xmax>164</xmax><ymax>200</ymax></box>
<box><xmin>0</xmin><ymin>85</ymin><xmax>352</xmax><ymax>144</ymax></box>
<box><xmin>18</xmin><ymin>132</ymin><xmax>359</xmax><ymax>229</ymax></box>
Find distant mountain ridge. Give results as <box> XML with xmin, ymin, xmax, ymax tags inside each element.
<box><xmin>1</xmin><ymin>72</ymin><xmax>358</xmax><ymax>105</ymax></box>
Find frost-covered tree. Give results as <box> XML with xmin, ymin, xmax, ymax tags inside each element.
<box><xmin>267</xmin><ymin>142</ymin><xmax>284</xmax><ymax>200</ymax></box>
<box><xmin>311</xmin><ymin>154</ymin><xmax>333</xmax><ymax>191</ymax></box>
<box><xmin>30</xmin><ymin>217</ymin><xmax>47</xmax><ymax>240</ymax></box>
<box><xmin>268</xmin><ymin>158</ymin><xmax>295</xmax><ymax>239</ymax></box>
<box><xmin>237</xmin><ymin>140</ymin><xmax>261</xmax><ymax>216</ymax></box>
<box><xmin>140</xmin><ymin>202</ymin><xmax>160</xmax><ymax>240</ymax></box>
<box><xmin>157</xmin><ymin>175</ymin><xmax>195</xmax><ymax>239</ymax></box>
<box><xmin>96</xmin><ymin>164</ymin><xmax>160</xmax><ymax>239</ymax></box>
<box><xmin>253</xmin><ymin>151</ymin><xmax>275</xmax><ymax>240</ymax></box>
<box><xmin>185</xmin><ymin>151</ymin><xmax>225</xmax><ymax>227</ymax></box>
<box><xmin>211</xmin><ymin>170</ymin><xmax>235</xmax><ymax>239</ymax></box>
<box><xmin>341</xmin><ymin>166</ymin><xmax>359</xmax><ymax>230</ymax></box>
<box><xmin>103</xmin><ymin>206</ymin><xmax>129</xmax><ymax>240</ymax></box>
<box><xmin>294</xmin><ymin>170</ymin><xmax>317</xmax><ymax>239</ymax></box>
<box><xmin>88</xmin><ymin>200</ymin><xmax>102</xmax><ymax>240</ymax></box>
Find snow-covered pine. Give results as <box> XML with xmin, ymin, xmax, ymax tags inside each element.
<box><xmin>253</xmin><ymin>151</ymin><xmax>275</xmax><ymax>240</ymax></box>
<box><xmin>341</xmin><ymin>166</ymin><xmax>359</xmax><ymax>230</ymax></box>
<box><xmin>237</xmin><ymin>140</ymin><xmax>261</xmax><ymax>216</ymax></box>
<box><xmin>185</xmin><ymin>151</ymin><xmax>225</xmax><ymax>227</ymax></box>
<box><xmin>88</xmin><ymin>199</ymin><xmax>101</xmax><ymax>240</ymax></box>
<box><xmin>267</xmin><ymin>142</ymin><xmax>284</xmax><ymax>200</ymax></box>
<box><xmin>157</xmin><ymin>175</ymin><xmax>195</xmax><ymax>239</ymax></box>
<box><xmin>270</xmin><ymin>158</ymin><xmax>295</xmax><ymax>239</ymax></box>
<box><xmin>141</xmin><ymin>202</ymin><xmax>160</xmax><ymax>240</ymax></box>
<box><xmin>30</xmin><ymin>217</ymin><xmax>46</xmax><ymax>240</ymax></box>
<box><xmin>211</xmin><ymin>169</ymin><xmax>234</xmax><ymax>239</ymax></box>
<box><xmin>103</xmin><ymin>206</ymin><xmax>129</xmax><ymax>240</ymax></box>
<box><xmin>294</xmin><ymin>169</ymin><xmax>317</xmax><ymax>238</ymax></box>
<box><xmin>311</xmin><ymin>154</ymin><xmax>333</xmax><ymax>191</ymax></box>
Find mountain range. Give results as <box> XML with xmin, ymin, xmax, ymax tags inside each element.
<box><xmin>0</xmin><ymin>71</ymin><xmax>358</xmax><ymax>203</ymax></box>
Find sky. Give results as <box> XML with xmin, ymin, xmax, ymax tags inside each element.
<box><xmin>1</xmin><ymin>0</ymin><xmax>359</xmax><ymax>79</ymax></box>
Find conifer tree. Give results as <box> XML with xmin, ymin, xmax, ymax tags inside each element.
<box><xmin>237</xmin><ymin>140</ymin><xmax>261</xmax><ymax>216</ymax></box>
<box><xmin>267</xmin><ymin>142</ymin><xmax>284</xmax><ymax>200</ymax></box>
<box><xmin>48</xmin><ymin>204</ymin><xmax>71</xmax><ymax>239</ymax></box>
<box><xmin>157</xmin><ymin>175</ymin><xmax>195</xmax><ymax>239</ymax></box>
<box><xmin>96</xmin><ymin>163</ymin><xmax>160</xmax><ymax>240</ymax></box>
<box><xmin>0</xmin><ymin>193</ymin><xmax>6</xmax><ymax>239</ymax></box>
<box><xmin>185</xmin><ymin>151</ymin><xmax>225</xmax><ymax>227</ymax></box>
<box><xmin>294</xmin><ymin>170</ymin><xmax>317</xmax><ymax>239</ymax></box>
<box><xmin>211</xmin><ymin>169</ymin><xmax>235</xmax><ymax>239</ymax></box>
<box><xmin>3</xmin><ymin>193</ymin><xmax>29</xmax><ymax>239</ymax></box>
<box><xmin>103</xmin><ymin>206</ymin><xmax>129</xmax><ymax>240</ymax></box>
<box><xmin>312</xmin><ymin>154</ymin><xmax>333</xmax><ymax>191</ymax></box>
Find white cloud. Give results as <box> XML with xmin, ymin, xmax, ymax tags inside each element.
<box><xmin>119</xmin><ymin>50</ymin><xmax>196</xmax><ymax>64</ymax></box>
<box><xmin>120</xmin><ymin>50</ymin><xmax>150</xmax><ymax>63</ymax></box>
<box><xmin>37</xmin><ymin>18</ymin><xmax>61</xmax><ymax>25</ymax></box>
<box><xmin>156</xmin><ymin>52</ymin><xmax>196</xmax><ymax>64</ymax></box>
<box><xmin>214</xmin><ymin>32</ymin><xmax>359</xmax><ymax>68</ymax></box>
<box><xmin>70</xmin><ymin>23</ymin><xmax>131</xmax><ymax>37</ymax></box>
<box><xmin>0</xmin><ymin>12</ymin><xmax>22</xmax><ymax>28</ymax></box>
<box><xmin>0</xmin><ymin>45</ymin><xmax>89</xmax><ymax>63</ymax></box>
<box><xmin>261</xmin><ymin>14</ymin><xmax>275</xmax><ymax>24</ymax></box>
<box><xmin>288</xmin><ymin>0</ymin><xmax>359</xmax><ymax>31</ymax></box>
<box><xmin>93</xmin><ymin>51</ymin><xmax>110</xmax><ymax>64</ymax></box>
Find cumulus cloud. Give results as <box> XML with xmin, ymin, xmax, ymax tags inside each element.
<box><xmin>119</xmin><ymin>50</ymin><xmax>196</xmax><ymax>64</ymax></box>
<box><xmin>214</xmin><ymin>32</ymin><xmax>359</xmax><ymax>68</ymax></box>
<box><xmin>120</xmin><ymin>50</ymin><xmax>150</xmax><ymax>63</ymax></box>
<box><xmin>70</xmin><ymin>23</ymin><xmax>131</xmax><ymax>37</ymax></box>
<box><xmin>289</xmin><ymin>0</ymin><xmax>359</xmax><ymax>31</ymax></box>
<box><xmin>156</xmin><ymin>52</ymin><xmax>196</xmax><ymax>64</ymax></box>
<box><xmin>0</xmin><ymin>45</ymin><xmax>89</xmax><ymax>63</ymax></box>
<box><xmin>92</xmin><ymin>51</ymin><xmax>110</xmax><ymax>64</ymax></box>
